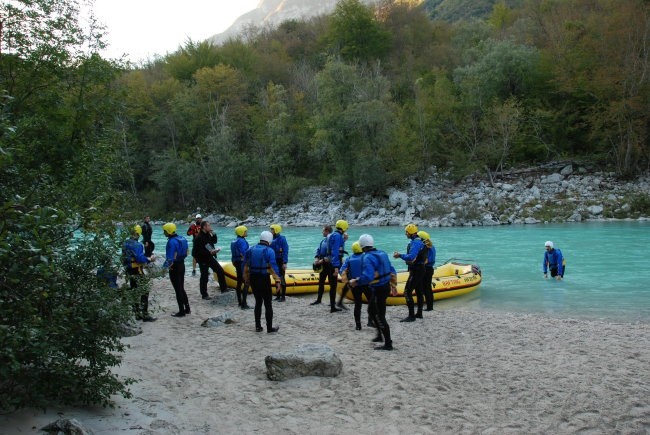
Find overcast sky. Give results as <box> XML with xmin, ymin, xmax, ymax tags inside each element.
<box><xmin>88</xmin><ymin>0</ymin><xmax>259</xmax><ymax>63</ymax></box>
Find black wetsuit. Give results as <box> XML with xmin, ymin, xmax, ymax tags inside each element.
<box><xmin>142</xmin><ymin>221</ymin><xmax>154</xmax><ymax>257</ymax></box>
<box><xmin>195</xmin><ymin>230</ymin><xmax>228</xmax><ymax>296</ymax></box>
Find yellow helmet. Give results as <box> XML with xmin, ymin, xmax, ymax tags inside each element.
<box><xmin>132</xmin><ymin>224</ymin><xmax>142</xmax><ymax>236</ymax></box>
<box><xmin>162</xmin><ymin>222</ymin><xmax>177</xmax><ymax>235</ymax></box>
<box><xmin>335</xmin><ymin>219</ymin><xmax>349</xmax><ymax>232</ymax></box>
<box><xmin>235</xmin><ymin>225</ymin><xmax>248</xmax><ymax>237</ymax></box>
<box><xmin>405</xmin><ymin>223</ymin><xmax>418</xmax><ymax>235</ymax></box>
<box><xmin>417</xmin><ymin>230</ymin><xmax>430</xmax><ymax>241</ymax></box>
<box><xmin>351</xmin><ymin>241</ymin><xmax>362</xmax><ymax>254</ymax></box>
<box><xmin>269</xmin><ymin>224</ymin><xmax>282</xmax><ymax>234</ymax></box>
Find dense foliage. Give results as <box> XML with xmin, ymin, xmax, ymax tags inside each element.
<box><xmin>0</xmin><ymin>0</ymin><xmax>140</xmax><ymax>408</ymax></box>
<box><xmin>113</xmin><ymin>0</ymin><xmax>648</xmax><ymax>215</ymax></box>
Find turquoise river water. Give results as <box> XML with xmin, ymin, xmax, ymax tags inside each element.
<box><xmin>146</xmin><ymin>221</ymin><xmax>650</xmax><ymax>323</ymax></box>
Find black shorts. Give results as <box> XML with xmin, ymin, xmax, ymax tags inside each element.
<box><xmin>550</xmin><ymin>266</ymin><xmax>565</xmax><ymax>278</ymax></box>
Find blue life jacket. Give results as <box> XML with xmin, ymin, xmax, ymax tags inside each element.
<box><xmin>246</xmin><ymin>243</ymin><xmax>280</xmax><ymax>276</ymax></box>
<box><xmin>359</xmin><ymin>249</ymin><xmax>395</xmax><ymax>287</ymax></box>
<box><xmin>122</xmin><ymin>238</ymin><xmax>148</xmax><ymax>268</ymax></box>
<box><xmin>315</xmin><ymin>236</ymin><xmax>328</xmax><ymax>258</ymax></box>
<box><xmin>164</xmin><ymin>235</ymin><xmax>188</xmax><ymax>267</ymax></box>
<box><xmin>231</xmin><ymin>236</ymin><xmax>249</xmax><ymax>263</ymax></box>
<box><xmin>341</xmin><ymin>253</ymin><xmax>364</xmax><ymax>280</ymax></box>
<box><xmin>270</xmin><ymin>234</ymin><xmax>289</xmax><ymax>264</ymax></box>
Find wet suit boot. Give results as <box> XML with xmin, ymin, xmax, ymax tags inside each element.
<box><xmin>401</xmin><ymin>303</ymin><xmax>416</xmax><ymax>322</ymax></box>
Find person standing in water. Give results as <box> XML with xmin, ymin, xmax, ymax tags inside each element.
<box><xmin>270</xmin><ymin>224</ymin><xmax>289</xmax><ymax>302</ymax></box>
<box><xmin>231</xmin><ymin>225</ymin><xmax>251</xmax><ymax>309</ymax></box>
<box><xmin>163</xmin><ymin>223</ymin><xmax>190</xmax><ymax>318</ymax></box>
<box><xmin>394</xmin><ymin>223</ymin><xmax>427</xmax><ymax>322</ymax></box>
<box><xmin>244</xmin><ymin>231</ymin><xmax>282</xmax><ymax>333</ymax></box>
<box><xmin>543</xmin><ymin>241</ymin><xmax>565</xmax><ymax>280</ymax></box>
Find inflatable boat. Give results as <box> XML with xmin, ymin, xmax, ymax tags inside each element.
<box><xmin>342</xmin><ymin>260</ymin><xmax>482</xmax><ymax>305</ymax></box>
<box><xmin>216</xmin><ymin>259</ymin><xmax>481</xmax><ymax>302</ymax></box>
<box><xmin>217</xmin><ymin>262</ymin><xmax>324</xmax><ymax>295</ymax></box>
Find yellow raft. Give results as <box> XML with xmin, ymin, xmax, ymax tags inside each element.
<box><xmin>343</xmin><ymin>260</ymin><xmax>482</xmax><ymax>305</ymax></box>
<box><xmin>217</xmin><ymin>262</ymin><xmax>324</xmax><ymax>295</ymax></box>
<box><xmin>216</xmin><ymin>260</ymin><xmax>481</xmax><ymax>303</ymax></box>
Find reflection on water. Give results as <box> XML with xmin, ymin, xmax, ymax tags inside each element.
<box><xmin>143</xmin><ymin>221</ymin><xmax>649</xmax><ymax>323</ymax></box>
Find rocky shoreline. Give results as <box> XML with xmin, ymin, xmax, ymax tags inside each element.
<box><xmin>182</xmin><ymin>163</ymin><xmax>650</xmax><ymax>228</ymax></box>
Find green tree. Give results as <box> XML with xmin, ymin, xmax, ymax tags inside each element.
<box><xmin>325</xmin><ymin>0</ymin><xmax>392</xmax><ymax>61</ymax></box>
<box><xmin>0</xmin><ymin>0</ymin><xmax>138</xmax><ymax>408</ymax></box>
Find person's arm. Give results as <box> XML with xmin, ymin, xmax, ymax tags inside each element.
<box><xmin>390</xmin><ymin>265</ymin><xmax>398</xmax><ymax>296</ymax></box>
<box><xmin>266</xmin><ymin>249</ymin><xmax>282</xmax><ymax>292</ymax></box>
<box><xmin>133</xmin><ymin>242</ymin><xmax>150</xmax><ymax>264</ymax></box>
<box><xmin>282</xmin><ymin>237</ymin><xmax>289</xmax><ymax>265</ymax></box>
<box><xmin>542</xmin><ymin>252</ymin><xmax>549</xmax><ymax>276</ymax></box>
<box><xmin>400</xmin><ymin>240</ymin><xmax>422</xmax><ymax>263</ymax></box>
<box><xmin>163</xmin><ymin>239</ymin><xmax>176</xmax><ymax>268</ymax></box>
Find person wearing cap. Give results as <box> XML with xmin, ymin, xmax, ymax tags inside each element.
<box><xmin>543</xmin><ymin>241</ymin><xmax>565</xmax><ymax>280</ymax></box>
<box><xmin>163</xmin><ymin>223</ymin><xmax>191</xmax><ymax>317</ymax></box>
<box><xmin>323</xmin><ymin>219</ymin><xmax>348</xmax><ymax>313</ymax></box>
<box><xmin>269</xmin><ymin>224</ymin><xmax>289</xmax><ymax>302</ymax></box>
<box><xmin>194</xmin><ymin>221</ymin><xmax>229</xmax><ymax>299</ymax></box>
<box><xmin>142</xmin><ymin>215</ymin><xmax>154</xmax><ymax>257</ymax></box>
<box><xmin>310</xmin><ymin>224</ymin><xmax>332</xmax><ymax>306</ymax></box>
<box><xmin>122</xmin><ymin>224</ymin><xmax>156</xmax><ymax>321</ymax></box>
<box><xmin>349</xmin><ymin>234</ymin><xmax>397</xmax><ymax>351</ymax></box>
<box><xmin>393</xmin><ymin>223</ymin><xmax>427</xmax><ymax>322</ymax></box>
<box><xmin>244</xmin><ymin>231</ymin><xmax>282</xmax><ymax>333</ymax></box>
<box><xmin>187</xmin><ymin>214</ymin><xmax>203</xmax><ymax>276</ymax></box>
<box><xmin>418</xmin><ymin>230</ymin><xmax>436</xmax><ymax>311</ymax></box>
<box><xmin>231</xmin><ymin>225</ymin><xmax>251</xmax><ymax>309</ymax></box>
<box><xmin>338</xmin><ymin>241</ymin><xmax>368</xmax><ymax>330</ymax></box>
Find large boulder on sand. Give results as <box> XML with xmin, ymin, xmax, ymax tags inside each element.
<box><xmin>265</xmin><ymin>343</ymin><xmax>342</xmax><ymax>381</ymax></box>
<box><xmin>42</xmin><ymin>418</ymin><xmax>93</xmax><ymax>435</ymax></box>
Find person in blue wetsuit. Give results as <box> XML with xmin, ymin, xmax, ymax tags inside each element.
<box><xmin>162</xmin><ymin>223</ymin><xmax>190</xmax><ymax>318</ymax></box>
<box><xmin>418</xmin><ymin>230</ymin><xmax>436</xmax><ymax>311</ymax></box>
<box><xmin>311</xmin><ymin>225</ymin><xmax>332</xmax><ymax>306</ymax></box>
<box><xmin>324</xmin><ymin>219</ymin><xmax>348</xmax><ymax>313</ymax></box>
<box><xmin>244</xmin><ymin>231</ymin><xmax>282</xmax><ymax>333</ymax></box>
<box><xmin>349</xmin><ymin>234</ymin><xmax>397</xmax><ymax>351</ymax></box>
<box><xmin>231</xmin><ymin>225</ymin><xmax>251</xmax><ymax>309</ymax></box>
<box><xmin>393</xmin><ymin>223</ymin><xmax>427</xmax><ymax>322</ymax></box>
<box><xmin>122</xmin><ymin>224</ymin><xmax>156</xmax><ymax>321</ymax></box>
<box><xmin>270</xmin><ymin>224</ymin><xmax>289</xmax><ymax>302</ymax></box>
<box><xmin>339</xmin><ymin>242</ymin><xmax>368</xmax><ymax>330</ymax></box>
<box><xmin>543</xmin><ymin>241</ymin><xmax>565</xmax><ymax>280</ymax></box>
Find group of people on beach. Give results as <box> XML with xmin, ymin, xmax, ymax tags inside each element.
<box><xmin>121</xmin><ymin>214</ymin><xmax>565</xmax><ymax>351</ymax></box>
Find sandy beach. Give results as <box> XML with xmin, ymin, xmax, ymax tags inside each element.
<box><xmin>3</xmin><ymin>275</ymin><xmax>649</xmax><ymax>434</ymax></box>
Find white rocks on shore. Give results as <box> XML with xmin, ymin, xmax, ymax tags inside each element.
<box><xmin>185</xmin><ymin>163</ymin><xmax>649</xmax><ymax>228</ymax></box>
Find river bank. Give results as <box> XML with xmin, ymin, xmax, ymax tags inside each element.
<box><xmin>177</xmin><ymin>163</ymin><xmax>650</xmax><ymax>228</ymax></box>
<box><xmin>3</xmin><ymin>274</ymin><xmax>649</xmax><ymax>434</ymax></box>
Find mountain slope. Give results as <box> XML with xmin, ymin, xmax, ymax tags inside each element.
<box><xmin>208</xmin><ymin>0</ymin><xmax>379</xmax><ymax>45</ymax></box>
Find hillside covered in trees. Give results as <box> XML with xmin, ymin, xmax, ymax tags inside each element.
<box><xmin>114</xmin><ymin>0</ymin><xmax>648</xmax><ymax>215</ymax></box>
<box><xmin>6</xmin><ymin>0</ymin><xmax>650</xmax><ymax>218</ymax></box>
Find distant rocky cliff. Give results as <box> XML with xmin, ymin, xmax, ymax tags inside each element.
<box><xmin>209</xmin><ymin>0</ymin><xmax>379</xmax><ymax>45</ymax></box>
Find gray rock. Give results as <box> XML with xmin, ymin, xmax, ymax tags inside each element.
<box><xmin>587</xmin><ymin>205</ymin><xmax>604</xmax><ymax>215</ymax></box>
<box><xmin>524</xmin><ymin>217</ymin><xmax>540</xmax><ymax>224</ymax></box>
<box><xmin>542</xmin><ymin>173</ymin><xmax>563</xmax><ymax>184</ymax></box>
<box><xmin>560</xmin><ymin>164</ymin><xmax>573</xmax><ymax>176</ymax></box>
<box><xmin>388</xmin><ymin>190</ymin><xmax>408</xmax><ymax>211</ymax></box>
<box><xmin>119</xmin><ymin>320</ymin><xmax>142</xmax><ymax>337</ymax></box>
<box><xmin>211</xmin><ymin>291</ymin><xmax>238</xmax><ymax>306</ymax></box>
<box><xmin>265</xmin><ymin>343</ymin><xmax>343</xmax><ymax>381</ymax></box>
<box><xmin>568</xmin><ymin>212</ymin><xmax>582</xmax><ymax>222</ymax></box>
<box><xmin>202</xmin><ymin>312</ymin><xmax>237</xmax><ymax>328</ymax></box>
<box><xmin>501</xmin><ymin>183</ymin><xmax>514</xmax><ymax>192</ymax></box>
<box><xmin>42</xmin><ymin>418</ymin><xmax>93</xmax><ymax>435</ymax></box>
